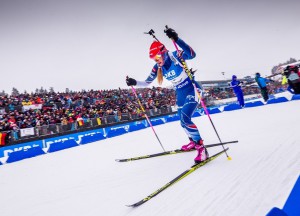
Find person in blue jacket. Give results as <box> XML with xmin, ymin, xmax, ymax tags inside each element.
<box><xmin>255</xmin><ymin>72</ymin><xmax>274</xmax><ymax>102</ymax></box>
<box><xmin>230</xmin><ymin>75</ymin><xmax>245</xmax><ymax>107</ymax></box>
<box><xmin>126</xmin><ymin>27</ymin><xmax>208</xmax><ymax>163</ymax></box>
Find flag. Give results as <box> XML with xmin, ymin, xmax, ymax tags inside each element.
<box><xmin>77</xmin><ymin>117</ymin><xmax>84</xmax><ymax>126</ymax></box>
<box><xmin>0</xmin><ymin>132</ymin><xmax>7</xmax><ymax>146</ymax></box>
<box><xmin>97</xmin><ymin>118</ymin><xmax>101</xmax><ymax>125</ymax></box>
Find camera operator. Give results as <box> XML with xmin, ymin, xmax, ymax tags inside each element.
<box><xmin>284</xmin><ymin>65</ymin><xmax>300</xmax><ymax>94</ymax></box>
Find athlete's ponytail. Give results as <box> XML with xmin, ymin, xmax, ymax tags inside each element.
<box><xmin>157</xmin><ymin>67</ymin><xmax>163</xmax><ymax>85</ymax></box>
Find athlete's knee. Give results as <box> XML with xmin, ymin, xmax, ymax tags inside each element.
<box><xmin>180</xmin><ymin>118</ymin><xmax>185</xmax><ymax>127</ymax></box>
<box><xmin>181</xmin><ymin>114</ymin><xmax>192</xmax><ymax>125</ymax></box>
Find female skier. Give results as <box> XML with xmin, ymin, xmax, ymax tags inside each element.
<box><xmin>126</xmin><ymin>27</ymin><xmax>208</xmax><ymax>163</ymax></box>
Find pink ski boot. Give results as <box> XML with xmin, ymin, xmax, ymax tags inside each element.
<box><xmin>181</xmin><ymin>138</ymin><xmax>196</xmax><ymax>151</ymax></box>
<box><xmin>181</xmin><ymin>139</ymin><xmax>204</xmax><ymax>152</ymax></box>
<box><xmin>194</xmin><ymin>142</ymin><xmax>209</xmax><ymax>163</ymax></box>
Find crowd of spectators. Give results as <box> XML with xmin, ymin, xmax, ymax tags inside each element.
<box><xmin>0</xmin><ymin>80</ymin><xmax>289</xmax><ymax>136</ymax></box>
<box><xmin>204</xmin><ymin>85</ymin><xmax>261</xmax><ymax>100</ymax></box>
<box><xmin>0</xmin><ymin>87</ymin><xmax>176</xmax><ymax>134</ymax></box>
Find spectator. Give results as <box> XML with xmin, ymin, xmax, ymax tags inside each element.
<box><xmin>255</xmin><ymin>72</ymin><xmax>274</xmax><ymax>102</ymax></box>
<box><xmin>281</xmin><ymin>73</ymin><xmax>295</xmax><ymax>94</ymax></box>
<box><xmin>284</xmin><ymin>66</ymin><xmax>300</xmax><ymax>94</ymax></box>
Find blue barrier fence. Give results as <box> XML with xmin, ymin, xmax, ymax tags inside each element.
<box><xmin>245</xmin><ymin>101</ymin><xmax>264</xmax><ymax>108</ymax></box>
<box><xmin>267</xmin><ymin>175</ymin><xmax>300</xmax><ymax>216</ymax></box>
<box><xmin>81</xmin><ymin>133</ymin><xmax>106</xmax><ymax>145</ymax></box>
<box><xmin>6</xmin><ymin>146</ymin><xmax>45</xmax><ymax>163</ymax></box>
<box><xmin>128</xmin><ymin>123</ymin><xmax>147</xmax><ymax>132</ymax></box>
<box><xmin>291</xmin><ymin>94</ymin><xmax>300</xmax><ymax>100</ymax></box>
<box><xmin>106</xmin><ymin>127</ymin><xmax>128</xmax><ymax>138</ymax></box>
<box><xmin>283</xmin><ymin>175</ymin><xmax>300</xmax><ymax>215</ymax></box>
<box><xmin>267</xmin><ymin>97</ymin><xmax>289</xmax><ymax>104</ymax></box>
<box><xmin>48</xmin><ymin>139</ymin><xmax>79</xmax><ymax>153</ymax></box>
<box><xmin>223</xmin><ymin>103</ymin><xmax>242</xmax><ymax>111</ymax></box>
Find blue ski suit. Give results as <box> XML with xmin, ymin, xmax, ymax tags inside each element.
<box><xmin>138</xmin><ymin>38</ymin><xmax>202</xmax><ymax>142</ymax></box>
<box><xmin>230</xmin><ymin>75</ymin><xmax>244</xmax><ymax>107</ymax></box>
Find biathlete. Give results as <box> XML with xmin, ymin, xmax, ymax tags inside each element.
<box><xmin>126</xmin><ymin>27</ymin><xmax>208</xmax><ymax>163</ymax></box>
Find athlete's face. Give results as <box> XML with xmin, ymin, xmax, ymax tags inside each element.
<box><xmin>153</xmin><ymin>55</ymin><xmax>164</xmax><ymax>67</ymax></box>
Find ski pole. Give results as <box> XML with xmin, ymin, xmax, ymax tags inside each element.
<box><xmin>129</xmin><ymin>82</ymin><xmax>166</xmax><ymax>152</ymax></box>
<box><xmin>164</xmin><ymin>25</ymin><xmax>232</xmax><ymax>160</ymax></box>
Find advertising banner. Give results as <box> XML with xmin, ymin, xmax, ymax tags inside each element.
<box><xmin>20</xmin><ymin>128</ymin><xmax>35</xmax><ymax>137</ymax></box>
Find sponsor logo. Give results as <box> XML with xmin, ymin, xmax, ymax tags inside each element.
<box><xmin>110</xmin><ymin>125</ymin><xmax>130</xmax><ymax>131</ymax></box>
<box><xmin>46</xmin><ymin>137</ymin><xmax>75</xmax><ymax>146</ymax></box>
<box><xmin>186</xmin><ymin>95</ymin><xmax>196</xmax><ymax>100</ymax></box>
<box><xmin>3</xmin><ymin>144</ymin><xmax>40</xmax><ymax>157</ymax></box>
<box><xmin>176</xmin><ymin>80</ymin><xmax>189</xmax><ymax>89</ymax></box>
<box><xmin>45</xmin><ymin>132</ymin><xmax>97</xmax><ymax>146</ymax></box>
<box><xmin>164</xmin><ymin>70</ymin><xmax>176</xmax><ymax>79</ymax></box>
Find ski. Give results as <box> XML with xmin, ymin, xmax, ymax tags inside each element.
<box><xmin>116</xmin><ymin>140</ymin><xmax>237</xmax><ymax>162</ymax></box>
<box><xmin>126</xmin><ymin>147</ymin><xmax>229</xmax><ymax>207</ymax></box>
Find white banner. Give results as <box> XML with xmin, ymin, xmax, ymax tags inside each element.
<box><xmin>20</xmin><ymin>128</ymin><xmax>35</xmax><ymax>137</ymax></box>
<box><xmin>22</xmin><ymin>104</ymin><xmax>43</xmax><ymax>111</ymax></box>
<box><xmin>171</xmin><ymin>106</ymin><xmax>178</xmax><ymax>112</ymax></box>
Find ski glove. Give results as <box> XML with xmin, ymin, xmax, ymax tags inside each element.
<box><xmin>126</xmin><ymin>77</ymin><xmax>137</xmax><ymax>86</ymax></box>
<box><xmin>164</xmin><ymin>28</ymin><xmax>179</xmax><ymax>42</ymax></box>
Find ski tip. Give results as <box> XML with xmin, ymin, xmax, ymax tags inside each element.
<box><xmin>125</xmin><ymin>204</ymin><xmax>134</xmax><ymax>208</ymax></box>
<box><xmin>115</xmin><ymin>159</ymin><xmax>121</xmax><ymax>162</ymax></box>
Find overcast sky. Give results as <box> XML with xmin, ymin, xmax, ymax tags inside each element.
<box><xmin>0</xmin><ymin>0</ymin><xmax>299</xmax><ymax>93</ymax></box>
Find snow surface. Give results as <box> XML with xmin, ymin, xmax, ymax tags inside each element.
<box><xmin>0</xmin><ymin>97</ymin><xmax>299</xmax><ymax>216</ymax></box>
